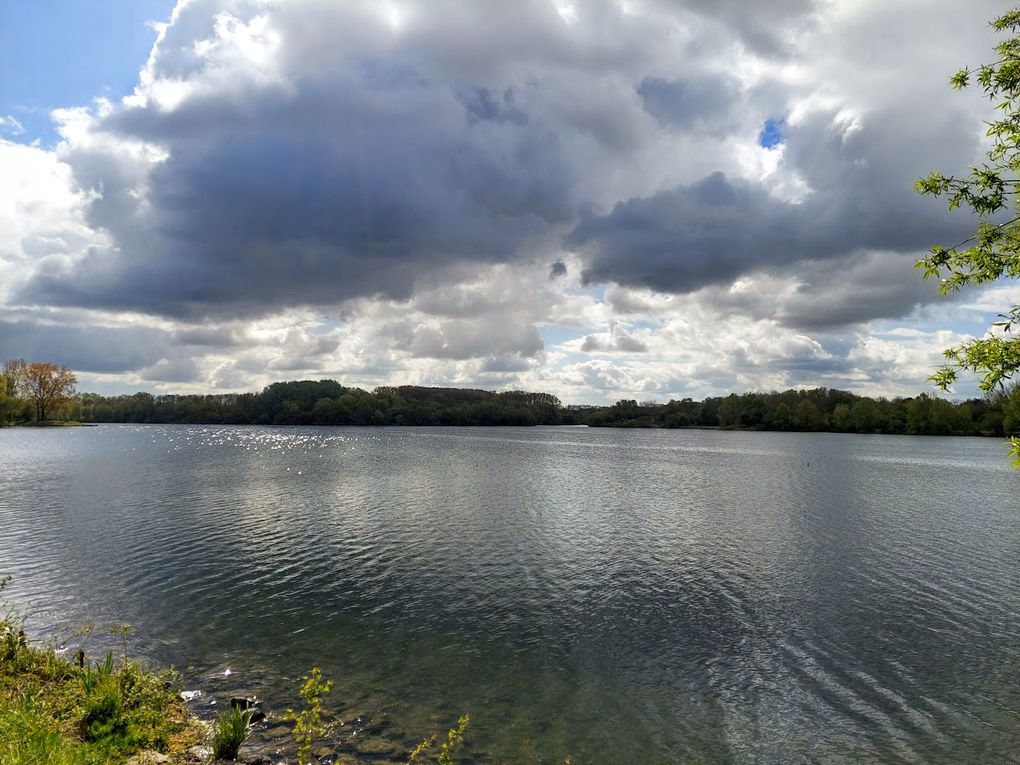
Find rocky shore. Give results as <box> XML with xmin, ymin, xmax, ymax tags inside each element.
<box><xmin>175</xmin><ymin>688</ymin><xmax>409</xmax><ymax>765</ymax></box>
<box><xmin>0</xmin><ymin>615</ymin><xmax>427</xmax><ymax>765</ymax></box>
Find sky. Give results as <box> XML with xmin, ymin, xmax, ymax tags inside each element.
<box><xmin>1</xmin><ymin>0</ymin><xmax>1018</xmax><ymax>404</ymax></box>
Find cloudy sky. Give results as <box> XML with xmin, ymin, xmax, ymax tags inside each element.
<box><xmin>1</xmin><ymin>0</ymin><xmax>1017</xmax><ymax>404</ymax></box>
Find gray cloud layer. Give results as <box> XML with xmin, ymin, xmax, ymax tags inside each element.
<box><xmin>20</xmin><ymin>0</ymin><xmax>996</xmax><ymax>325</ymax></box>
<box><xmin>1</xmin><ymin>0</ymin><xmax>1010</xmax><ymax>399</ymax></box>
<box><xmin>570</xmin><ymin>102</ymin><xmax>980</xmax><ymax>293</ymax></box>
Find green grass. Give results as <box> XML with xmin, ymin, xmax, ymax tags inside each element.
<box><xmin>0</xmin><ymin>575</ymin><xmax>476</xmax><ymax>765</ymax></box>
<box><xmin>211</xmin><ymin>705</ymin><xmax>250</xmax><ymax>760</ymax></box>
<box><xmin>0</xmin><ymin>616</ymin><xmax>204</xmax><ymax>764</ymax></box>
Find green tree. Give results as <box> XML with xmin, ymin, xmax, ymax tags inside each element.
<box><xmin>1</xmin><ymin>359</ymin><xmax>32</xmax><ymax>423</ymax></box>
<box><xmin>793</xmin><ymin>399</ymin><xmax>823</xmax><ymax>431</ymax></box>
<box><xmin>717</xmin><ymin>394</ymin><xmax>741</xmax><ymax>428</ymax></box>
<box><xmin>850</xmin><ymin>398</ymin><xmax>879</xmax><ymax>433</ymax></box>
<box><xmin>1004</xmin><ymin>383</ymin><xmax>1020</xmax><ymax>435</ymax></box>
<box><xmin>906</xmin><ymin>395</ymin><xmax>935</xmax><ymax>435</ymax></box>
<box><xmin>21</xmin><ymin>362</ymin><xmax>78</xmax><ymax>422</ymax></box>
<box><xmin>769</xmin><ymin>401</ymin><xmax>794</xmax><ymax>430</ymax></box>
<box><xmin>1</xmin><ymin>360</ymin><xmax>25</xmax><ymax>423</ymax></box>
<box><xmin>916</xmin><ymin>8</ymin><xmax>1020</xmax><ymax>464</ymax></box>
<box><xmin>831</xmin><ymin>403</ymin><xmax>853</xmax><ymax>432</ymax></box>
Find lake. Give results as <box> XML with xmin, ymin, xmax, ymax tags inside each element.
<box><xmin>1</xmin><ymin>425</ymin><xmax>1018</xmax><ymax>763</ymax></box>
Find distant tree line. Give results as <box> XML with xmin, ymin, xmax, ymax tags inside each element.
<box><xmin>78</xmin><ymin>381</ymin><xmax>566</xmax><ymax>427</ymax></box>
<box><xmin>588</xmin><ymin>386</ymin><xmax>1020</xmax><ymax>437</ymax></box>
<box><xmin>2</xmin><ymin>358</ymin><xmax>1018</xmax><ymax>436</ymax></box>
<box><xmin>66</xmin><ymin>377</ymin><xmax>1020</xmax><ymax>437</ymax></box>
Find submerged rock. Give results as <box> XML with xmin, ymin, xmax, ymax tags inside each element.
<box><xmin>353</xmin><ymin>736</ymin><xmax>403</xmax><ymax>759</ymax></box>
<box><xmin>340</xmin><ymin>711</ymin><xmax>391</xmax><ymax>736</ymax></box>
<box><xmin>230</xmin><ymin>694</ymin><xmax>267</xmax><ymax>723</ymax></box>
<box><xmin>239</xmin><ymin>741</ymin><xmax>289</xmax><ymax>765</ymax></box>
<box><xmin>230</xmin><ymin>695</ymin><xmax>258</xmax><ymax>710</ymax></box>
<box><xmin>248</xmin><ymin>708</ymin><xmax>268</xmax><ymax>724</ymax></box>
<box><xmin>260</xmin><ymin>721</ymin><xmax>292</xmax><ymax>740</ymax></box>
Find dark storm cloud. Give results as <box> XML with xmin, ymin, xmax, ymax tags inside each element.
<box><xmin>570</xmin><ymin>105</ymin><xmax>981</xmax><ymax>296</ymax></box>
<box><xmin>774</xmin><ymin>254</ymin><xmax>940</xmax><ymax>330</ymax></box>
<box><xmin>32</xmin><ymin>76</ymin><xmax>575</xmax><ymax>317</ymax></box>
<box><xmin>637</xmin><ymin>75</ymin><xmax>738</xmax><ymax>131</ymax></box>
<box><xmin>663</xmin><ymin>0</ymin><xmax>818</xmax><ymax>55</ymax></box>
<box><xmin>172</xmin><ymin>326</ymin><xmax>244</xmax><ymax>347</ymax></box>
<box><xmin>480</xmin><ymin>355</ymin><xmax>533</xmax><ymax>373</ymax></box>
<box><xmin>139</xmin><ymin>355</ymin><xmax>203</xmax><ymax>383</ymax></box>
<box><xmin>580</xmin><ymin>332</ymin><xmax>648</xmax><ymax>352</ymax></box>
<box><xmin>10</xmin><ymin>0</ymin><xmax>1002</xmax><ymax>344</ymax></box>
<box><xmin>0</xmin><ymin>320</ymin><xmax>168</xmax><ymax>373</ymax></box>
<box><xmin>678</xmin><ymin>252</ymin><xmax>941</xmax><ymax>333</ymax></box>
<box><xmin>22</xmin><ymin>0</ymin><xmax>671</xmax><ymax>319</ymax></box>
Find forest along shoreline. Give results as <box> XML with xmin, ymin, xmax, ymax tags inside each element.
<box><xmin>1</xmin><ymin>376</ymin><xmax>1016</xmax><ymax>439</ymax></box>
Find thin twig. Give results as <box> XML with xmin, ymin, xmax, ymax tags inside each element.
<box><xmin>941</xmin><ymin>214</ymin><xmax>1020</xmax><ymax>252</ymax></box>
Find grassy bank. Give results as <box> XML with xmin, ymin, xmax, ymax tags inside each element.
<box><xmin>0</xmin><ymin>593</ymin><xmax>475</xmax><ymax>765</ymax></box>
<box><xmin>0</xmin><ymin>600</ymin><xmax>204</xmax><ymax>764</ymax></box>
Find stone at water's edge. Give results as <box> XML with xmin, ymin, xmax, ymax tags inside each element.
<box><xmin>125</xmin><ymin>753</ymin><xmax>171</xmax><ymax>765</ymax></box>
<box><xmin>229</xmin><ymin>694</ymin><xmax>268</xmax><ymax>723</ymax></box>
<box><xmin>217</xmin><ymin>756</ymin><xmax>273</xmax><ymax>765</ymax></box>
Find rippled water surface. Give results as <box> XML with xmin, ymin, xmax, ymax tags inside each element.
<box><xmin>2</xmin><ymin>425</ymin><xmax>1020</xmax><ymax>763</ymax></box>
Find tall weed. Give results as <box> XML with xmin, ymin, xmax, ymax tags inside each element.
<box><xmin>285</xmin><ymin>667</ymin><xmax>334</xmax><ymax>765</ymax></box>
<box><xmin>212</xmin><ymin>705</ymin><xmax>251</xmax><ymax>760</ymax></box>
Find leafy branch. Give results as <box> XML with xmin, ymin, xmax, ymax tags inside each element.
<box><xmin>917</xmin><ymin>6</ymin><xmax>1020</xmax><ymax>466</ymax></box>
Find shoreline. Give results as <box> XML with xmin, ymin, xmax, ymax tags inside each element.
<box><xmin>10</xmin><ymin>419</ymin><xmax>1009</xmax><ymax>440</ymax></box>
<box><xmin>0</xmin><ymin>613</ymin><xmax>467</xmax><ymax>765</ymax></box>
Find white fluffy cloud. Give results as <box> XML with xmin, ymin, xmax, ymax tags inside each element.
<box><xmin>0</xmin><ymin>0</ymin><xmax>1013</xmax><ymax>401</ymax></box>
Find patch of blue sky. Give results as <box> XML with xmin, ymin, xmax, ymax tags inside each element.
<box><xmin>758</xmin><ymin>117</ymin><xmax>785</xmax><ymax>149</ymax></box>
<box><xmin>906</xmin><ymin>286</ymin><xmax>1015</xmax><ymax>336</ymax></box>
<box><xmin>578</xmin><ymin>284</ymin><xmax>607</xmax><ymax>303</ymax></box>
<box><xmin>869</xmin><ymin>313</ymin><xmax>972</xmax><ymax>339</ymax></box>
<box><xmin>0</xmin><ymin>0</ymin><xmax>174</xmax><ymax>146</ymax></box>
<box><xmin>627</xmin><ymin>319</ymin><xmax>659</xmax><ymax>332</ymax></box>
<box><xmin>308</xmin><ymin>320</ymin><xmax>344</xmax><ymax>335</ymax></box>
<box><xmin>539</xmin><ymin>325</ymin><xmax>589</xmax><ymax>348</ymax></box>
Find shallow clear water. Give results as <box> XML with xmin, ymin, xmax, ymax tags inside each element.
<box><xmin>1</xmin><ymin>425</ymin><xmax>1019</xmax><ymax>763</ymax></box>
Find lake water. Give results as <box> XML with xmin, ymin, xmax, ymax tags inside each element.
<box><xmin>1</xmin><ymin>425</ymin><xmax>1019</xmax><ymax>763</ymax></box>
